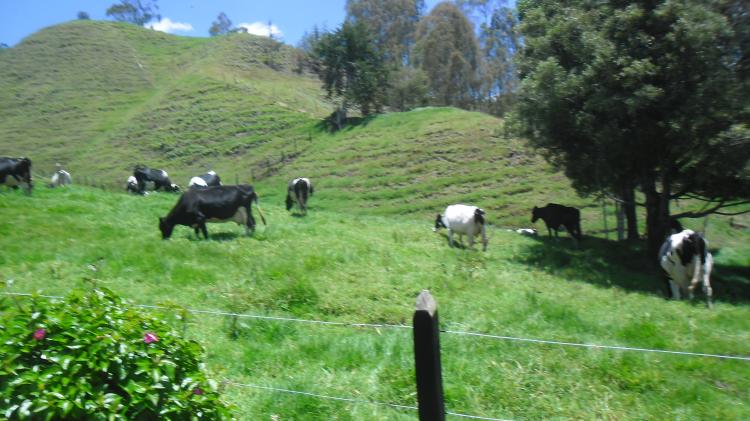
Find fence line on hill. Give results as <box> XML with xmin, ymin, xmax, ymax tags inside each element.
<box><xmin>4</xmin><ymin>292</ymin><xmax>749</xmax><ymax>362</ymax></box>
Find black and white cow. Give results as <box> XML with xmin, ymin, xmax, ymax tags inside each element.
<box><xmin>531</xmin><ymin>203</ymin><xmax>582</xmax><ymax>241</ymax></box>
<box><xmin>659</xmin><ymin>229</ymin><xmax>714</xmax><ymax>308</ymax></box>
<box><xmin>286</xmin><ymin>177</ymin><xmax>314</xmax><ymax>214</ymax></box>
<box><xmin>188</xmin><ymin>171</ymin><xmax>222</xmax><ymax>188</ymax></box>
<box><xmin>126</xmin><ymin>176</ymin><xmax>139</xmax><ymax>194</ymax></box>
<box><xmin>434</xmin><ymin>204</ymin><xmax>488</xmax><ymax>251</ymax></box>
<box><xmin>159</xmin><ymin>185</ymin><xmax>267</xmax><ymax>239</ymax></box>
<box><xmin>0</xmin><ymin>157</ymin><xmax>33</xmax><ymax>193</ymax></box>
<box><xmin>133</xmin><ymin>166</ymin><xmax>180</xmax><ymax>194</ymax></box>
<box><xmin>49</xmin><ymin>164</ymin><xmax>71</xmax><ymax>187</ymax></box>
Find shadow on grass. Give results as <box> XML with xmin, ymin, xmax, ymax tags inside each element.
<box><xmin>518</xmin><ymin>235</ymin><xmax>750</xmax><ymax>305</ymax></box>
<box><xmin>186</xmin><ymin>231</ymin><xmax>243</xmax><ymax>242</ymax></box>
<box><xmin>314</xmin><ymin>115</ymin><xmax>376</xmax><ymax>133</ymax></box>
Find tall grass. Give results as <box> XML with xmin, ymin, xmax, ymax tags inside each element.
<box><xmin>1</xmin><ymin>187</ymin><xmax>748</xmax><ymax>420</ymax></box>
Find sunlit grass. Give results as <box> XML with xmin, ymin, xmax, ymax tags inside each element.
<box><xmin>1</xmin><ymin>187</ymin><xmax>748</xmax><ymax>420</ymax></box>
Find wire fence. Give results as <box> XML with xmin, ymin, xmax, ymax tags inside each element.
<box><xmin>4</xmin><ymin>290</ymin><xmax>749</xmax><ymax>420</ymax></box>
<box><xmin>4</xmin><ymin>292</ymin><xmax>749</xmax><ymax>362</ymax></box>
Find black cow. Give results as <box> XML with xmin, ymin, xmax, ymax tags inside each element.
<box><xmin>159</xmin><ymin>185</ymin><xmax>267</xmax><ymax>239</ymax></box>
<box><xmin>0</xmin><ymin>157</ymin><xmax>33</xmax><ymax>193</ymax></box>
<box><xmin>286</xmin><ymin>177</ymin><xmax>314</xmax><ymax>214</ymax></box>
<box><xmin>133</xmin><ymin>166</ymin><xmax>180</xmax><ymax>194</ymax></box>
<box><xmin>531</xmin><ymin>203</ymin><xmax>582</xmax><ymax>241</ymax></box>
<box><xmin>188</xmin><ymin>171</ymin><xmax>222</xmax><ymax>188</ymax></box>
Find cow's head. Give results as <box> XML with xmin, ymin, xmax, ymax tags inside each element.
<box><xmin>531</xmin><ymin>206</ymin><xmax>540</xmax><ymax>223</ymax></box>
<box><xmin>474</xmin><ymin>208</ymin><xmax>486</xmax><ymax>226</ymax></box>
<box><xmin>433</xmin><ymin>213</ymin><xmax>446</xmax><ymax>232</ymax></box>
<box><xmin>678</xmin><ymin>232</ymin><xmax>707</xmax><ymax>266</ymax></box>
<box><xmin>159</xmin><ymin>217</ymin><xmax>174</xmax><ymax>239</ymax></box>
<box><xmin>169</xmin><ymin>183</ymin><xmax>181</xmax><ymax>192</ymax></box>
<box><xmin>286</xmin><ymin>193</ymin><xmax>294</xmax><ymax>211</ymax></box>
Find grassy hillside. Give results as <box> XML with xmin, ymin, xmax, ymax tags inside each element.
<box><xmin>1</xmin><ymin>187</ymin><xmax>749</xmax><ymax>420</ymax></box>
<box><xmin>0</xmin><ymin>20</ymin><xmax>328</xmax><ymax>180</ymax></box>
<box><xmin>0</xmin><ymin>20</ymin><xmax>583</xmax><ymax>230</ymax></box>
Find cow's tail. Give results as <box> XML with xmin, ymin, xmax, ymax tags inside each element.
<box><xmin>254</xmin><ymin>193</ymin><xmax>267</xmax><ymax>225</ymax></box>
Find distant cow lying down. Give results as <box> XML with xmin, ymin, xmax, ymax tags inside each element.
<box><xmin>434</xmin><ymin>204</ymin><xmax>488</xmax><ymax>251</ymax></box>
<box><xmin>659</xmin><ymin>229</ymin><xmax>714</xmax><ymax>308</ymax></box>
<box><xmin>159</xmin><ymin>185</ymin><xmax>266</xmax><ymax>239</ymax></box>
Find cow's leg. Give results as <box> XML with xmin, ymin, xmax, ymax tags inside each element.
<box><xmin>481</xmin><ymin>225</ymin><xmax>488</xmax><ymax>252</ymax></box>
<box><xmin>448</xmin><ymin>230</ymin><xmax>455</xmax><ymax>247</ymax></box>
<box><xmin>669</xmin><ymin>280</ymin><xmax>681</xmax><ymax>300</ymax></box>
<box><xmin>199</xmin><ymin>223</ymin><xmax>209</xmax><ymax>239</ymax></box>
<box><xmin>467</xmin><ymin>232</ymin><xmax>475</xmax><ymax>249</ymax></box>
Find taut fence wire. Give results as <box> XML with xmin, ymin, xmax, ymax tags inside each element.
<box><xmin>4</xmin><ymin>292</ymin><xmax>749</xmax><ymax>362</ymax></box>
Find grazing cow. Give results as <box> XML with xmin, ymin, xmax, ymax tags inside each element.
<box><xmin>531</xmin><ymin>203</ymin><xmax>582</xmax><ymax>241</ymax></box>
<box><xmin>433</xmin><ymin>204</ymin><xmax>488</xmax><ymax>251</ymax></box>
<box><xmin>159</xmin><ymin>185</ymin><xmax>267</xmax><ymax>239</ymax></box>
<box><xmin>49</xmin><ymin>164</ymin><xmax>71</xmax><ymax>187</ymax></box>
<box><xmin>286</xmin><ymin>177</ymin><xmax>314</xmax><ymax>214</ymax></box>
<box><xmin>0</xmin><ymin>157</ymin><xmax>33</xmax><ymax>193</ymax></box>
<box><xmin>659</xmin><ymin>229</ymin><xmax>714</xmax><ymax>308</ymax></box>
<box><xmin>133</xmin><ymin>166</ymin><xmax>180</xmax><ymax>194</ymax></box>
<box><xmin>126</xmin><ymin>176</ymin><xmax>140</xmax><ymax>194</ymax></box>
<box><xmin>188</xmin><ymin>170</ymin><xmax>222</xmax><ymax>188</ymax></box>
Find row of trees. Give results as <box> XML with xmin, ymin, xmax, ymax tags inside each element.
<box><xmin>301</xmin><ymin>0</ymin><xmax>520</xmax><ymax>120</ymax></box>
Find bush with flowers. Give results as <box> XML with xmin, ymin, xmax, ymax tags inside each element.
<box><xmin>0</xmin><ymin>288</ymin><xmax>233</xmax><ymax>419</ymax></box>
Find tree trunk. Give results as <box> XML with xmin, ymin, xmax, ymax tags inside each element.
<box><xmin>643</xmin><ymin>171</ymin><xmax>671</xmax><ymax>259</ymax></box>
<box><xmin>616</xmin><ymin>201</ymin><xmax>625</xmax><ymax>241</ymax></box>
<box><xmin>622</xmin><ymin>185</ymin><xmax>639</xmax><ymax>241</ymax></box>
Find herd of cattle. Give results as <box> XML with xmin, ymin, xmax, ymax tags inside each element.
<box><xmin>0</xmin><ymin>156</ymin><xmax>716</xmax><ymax>307</ymax></box>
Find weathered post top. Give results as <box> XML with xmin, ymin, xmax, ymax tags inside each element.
<box><xmin>415</xmin><ymin>290</ymin><xmax>437</xmax><ymax>315</ymax></box>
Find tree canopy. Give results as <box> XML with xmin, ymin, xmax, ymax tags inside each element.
<box><xmin>346</xmin><ymin>0</ymin><xmax>425</xmax><ymax>66</ymax></box>
<box><xmin>209</xmin><ymin>12</ymin><xmax>232</xmax><ymax>37</ymax></box>
<box><xmin>512</xmin><ymin>0</ymin><xmax>750</xmax><ymax>255</ymax></box>
<box><xmin>414</xmin><ymin>2</ymin><xmax>481</xmax><ymax>109</ymax></box>
<box><xmin>313</xmin><ymin>21</ymin><xmax>389</xmax><ymax>122</ymax></box>
<box><xmin>105</xmin><ymin>0</ymin><xmax>159</xmax><ymax>26</ymax></box>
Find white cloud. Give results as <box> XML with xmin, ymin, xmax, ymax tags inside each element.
<box><xmin>149</xmin><ymin>18</ymin><xmax>194</xmax><ymax>34</ymax></box>
<box><xmin>237</xmin><ymin>22</ymin><xmax>283</xmax><ymax>38</ymax></box>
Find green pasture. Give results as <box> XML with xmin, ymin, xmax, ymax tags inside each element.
<box><xmin>1</xmin><ymin>187</ymin><xmax>748</xmax><ymax>420</ymax></box>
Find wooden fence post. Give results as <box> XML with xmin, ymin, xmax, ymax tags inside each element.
<box><xmin>413</xmin><ymin>290</ymin><xmax>445</xmax><ymax>421</ymax></box>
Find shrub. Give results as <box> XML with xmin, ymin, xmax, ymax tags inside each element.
<box><xmin>0</xmin><ymin>289</ymin><xmax>233</xmax><ymax>420</ymax></box>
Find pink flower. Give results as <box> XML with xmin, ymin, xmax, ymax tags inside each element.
<box><xmin>193</xmin><ymin>388</ymin><xmax>203</xmax><ymax>395</ymax></box>
<box><xmin>33</xmin><ymin>329</ymin><xmax>46</xmax><ymax>341</ymax></box>
<box><xmin>143</xmin><ymin>332</ymin><xmax>159</xmax><ymax>344</ymax></box>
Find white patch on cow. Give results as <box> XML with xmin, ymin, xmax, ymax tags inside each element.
<box><xmin>515</xmin><ymin>228</ymin><xmax>538</xmax><ymax>236</ymax></box>
<box><xmin>160</xmin><ymin>170</ymin><xmax>168</xmax><ymax>178</ymax></box>
<box><xmin>50</xmin><ymin>170</ymin><xmax>71</xmax><ymax>187</ymax></box>
<box><xmin>437</xmin><ymin>204</ymin><xmax>488</xmax><ymax>251</ymax></box>
<box><xmin>189</xmin><ymin>176</ymin><xmax>208</xmax><ymax>187</ymax></box>
<box><xmin>127</xmin><ymin>176</ymin><xmax>137</xmax><ymax>185</ymax></box>
<box><xmin>207</xmin><ymin>170</ymin><xmax>216</xmax><ymax>176</ymax></box>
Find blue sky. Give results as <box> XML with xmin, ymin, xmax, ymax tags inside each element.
<box><xmin>0</xmin><ymin>0</ymin><xmax>483</xmax><ymax>47</ymax></box>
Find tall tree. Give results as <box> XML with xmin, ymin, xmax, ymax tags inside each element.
<box><xmin>413</xmin><ymin>2</ymin><xmax>480</xmax><ymax>109</ymax></box>
<box><xmin>313</xmin><ymin>21</ymin><xmax>389</xmax><ymax>124</ymax></box>
<box><xmin>458</xmin><ymin>1</ymin><xmax>520</xmax><ymax>116</ymax></box>
<box><xmin>346</xmin><ymin>0</ymin><xmax>425</xmax><ymax>66</ymax></box>
<box><xmin>512</xmin><ymin>0</ymin><xmax>750</xmax><ymax>256</ymax></box>
<box><xmin>209</xmin><ymin>12</ymin><xmax>232</xmax><ymax>36</ymax></box>
<box><xmin>106</xmin><ymin>0</ymin><xmax>159</xmax><ymax>26</ymax></box>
